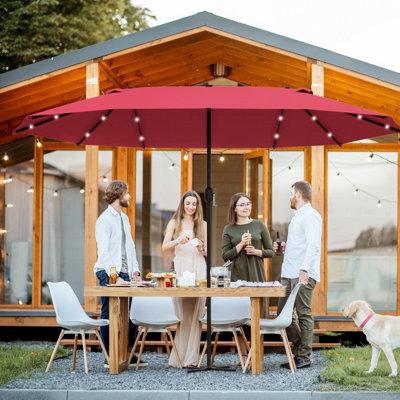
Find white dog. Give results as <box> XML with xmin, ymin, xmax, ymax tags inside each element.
<box><xmin>342</xmin><ymin>300</ymin><xmax>400</xmax><ymax>377</ymax></box>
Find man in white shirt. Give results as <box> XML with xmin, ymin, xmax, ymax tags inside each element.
<box><xmin>273</xmin><ymin>180</ymin><xmax>322</xmax><ymax>369</ymax></box>
<box><xmin>94</xmin><ymin>180</ymin><xmax>146</xmax><ymax>367</ymax></box>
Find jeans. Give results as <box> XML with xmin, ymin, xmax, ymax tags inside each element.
<box><xmin>277</xmin><ymin>277</ymin><xmax>316</xmax><ymax>362</ymax></box>
<box><xmin>96</xmin><ymin>269</ymin><xmax>137</xmax><ymax>352</ymax></box>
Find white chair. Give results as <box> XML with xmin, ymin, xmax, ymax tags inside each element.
<box><xmin>243</xmin><ymin>283</ymin><xmax>303</xmax><ymax>373</ymax></box>
<box><xmin>46</xmin><ymin>281</ymin><xmax>109</xmax><ymax>374</ymax></box>
<box><xmin>128</xmin><ymin>297</ymin><xmax>182</xmax><ymax>369</ymax></box>
<box><xmin>197</xmin><ymin>297</ymin><xmax>250</xmax><ymax>369</ymax></box>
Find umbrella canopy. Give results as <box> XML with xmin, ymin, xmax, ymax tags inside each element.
<box><xmin>14</xmin><ymin>86</ymin><xmax>400</xmax><ymax>147</ymax></box>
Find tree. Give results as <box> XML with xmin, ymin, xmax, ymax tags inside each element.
<box><xmin>0</xmin><ymin>0</ymin><xmax>156</xmax><ymax>72</ymax></box>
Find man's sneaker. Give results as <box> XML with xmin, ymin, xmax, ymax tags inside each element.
<box><xmin>104</xmin><ymin>356</ymin><xmax>148</xmax><ymax>369</ymax></box>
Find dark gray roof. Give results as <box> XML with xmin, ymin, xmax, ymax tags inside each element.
<box><xmin>1</xmin><ymin>11</ymin><xmax>400</xmax><ymax>88</ymax></box>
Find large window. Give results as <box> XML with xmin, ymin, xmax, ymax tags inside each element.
<box><xmin>1</xmin><ymin>159</ymin><xmax>34</xmax><ymax>305</ymax></box>
<box><xmin>135</xmin><ymin>151</ymin><xmax>181</xmax><ymax>275</ymax></box>
<box><xmin>269</xmin><ymin>151</ymin><xmax>304</xmax><ymax>283</ymax></box>
<box><xmin>327</xmin><ymin>151</ymin><xmax>398</xmax><ymax>312</ymax></box>
<box><xmin>41</xmin><ymin>150</ymin><xmax>112</xmax><ymax>305</ymax></box>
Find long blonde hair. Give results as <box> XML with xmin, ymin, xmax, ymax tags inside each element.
<box><xmin>172</xmin><ymin>191</ymin><xmax>205</xmax><ymax>241</ymax></box>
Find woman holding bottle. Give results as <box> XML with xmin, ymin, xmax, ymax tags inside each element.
<box><xmin>222</xmin><ymin>192</ymin><xmax>274</xmax><ymax>364</ymax></box>
<box><xmin>162</xmin><ymin>190</ymin><xmax>207</xmax><ymax>368</ymax></box>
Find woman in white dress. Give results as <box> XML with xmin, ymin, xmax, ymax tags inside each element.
<box><xmin>162</xmin><ymin>190</ymin><xmax>207</xmax><ymax>367</ymax></box>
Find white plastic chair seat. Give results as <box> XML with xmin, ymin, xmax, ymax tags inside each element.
<box><xmin>46</xmin><ymin>281</ymin><xmax>109</xmax><ymax>374</ymax></box>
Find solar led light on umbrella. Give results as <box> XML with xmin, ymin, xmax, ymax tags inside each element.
<box><xmin>14</xmin><ymin>86</ymin><xmax>400</xmax><ymax>371</ymax></box>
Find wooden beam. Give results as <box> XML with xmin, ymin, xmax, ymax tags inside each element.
<box><xmin>310</xmin><ymin>63</ymin><xmax>326</xmax><ymax>316</ymax></box>
<box><xmin>84</xmin><ymin>62</ymin><xmax>99</xmax><ymax>313</ymax></box>
<box><xmin>0</xmin><ymin>170</ymin><xmax>5</xmax><ymax>303</ymax></box>
<box><xmin>99</xmin><ymin>61</ymin><xmax>126</xmax><ymax>89</ymax></box>
<box><xmin>127</xmin><ymin>148</ymin><xmax>136</xmax><ymax>241</ymax></box>
<box><xmin>32</xmin><ymin>137</ymin><xmax>43</xmax><ymax>307</ymax></box>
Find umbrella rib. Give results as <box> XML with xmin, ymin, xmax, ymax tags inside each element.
<box><xmin>15</xmin><ymin>113</ymin><xmax>71</xmax><ymax>134</ymax></box>
<box><xmin>304</xmin><ymin>109</ymin><xmax>342</xmax><ymax>146</ymax></box>
<box><xmin>134</xmin><ymin>110</ymin><xmax>145</xmax><ymax>149</ymax></box>
<box><xmin>346</xmin><ymin>113</ymin><xmax>398</xmax><ymax>132</ymax></box>
<box><xmin>273</xmin><ymin>110</ymin><xmax>284</xmax><ymax>149</ymax></box>
<box><xmin>77</xmin><ymin>110</ymin><xmax>113</xmax><ymax>146</ymax></box>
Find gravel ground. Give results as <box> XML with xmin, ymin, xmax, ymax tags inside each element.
<box><xmin>1</xmin><ymin>341</ymin><xmax>328</xmax><ymax>391</ymax></box>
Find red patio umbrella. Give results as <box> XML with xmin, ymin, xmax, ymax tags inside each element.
<box><xmin>14</xmin><ymin>86</ymin><xmax>400</xmax><ymax>371</ymax></box>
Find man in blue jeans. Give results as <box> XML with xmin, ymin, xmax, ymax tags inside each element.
<box><xmin>94</xmin><ymin>180</ymin><xmax>147</xmax><ymax>368</ymax></box>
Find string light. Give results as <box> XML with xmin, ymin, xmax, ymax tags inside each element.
<box><xmin>169</xmin><ymin>163</ymin><xmax>175</xmax><ymax>170</ymax></box>
<box><xmin>311</xmin><ymin>115</ymin><xmax>317</xmax><ymax>121</ymax></box>
<box><xmin>368</xmin><ymin>153</ymin><xmax>374</xmax><ymax>162</ymax></box>
<box><xmin>274</xmin><ymin>133</ymin><xmax>279</xmax><ymax>139</ymax></box>
<box><xmin>35</xmin><ymin>138</ymin><xmax>42</xmax><ymax>147</ymax></box>
<box><xmin>278</xmin><ymin>115</ymin><xmax>284</xmax><ymax>121</ymax></box>
<box><xmin>335</xmin><ymin>172</ymin><xmax>340</xmax><ymax>179</ymax></box>
<box><xmin>53</xmin><ymin>190</ymin><xmax>58</xmax><ymax>197</ymax></box>
<box><xmin>5</xmin><ymin>203</ymin><xmax>13</xmax><ymax>208</ymax></box>
<box><xmin>385</xmin><ymin>124</ymin><xmax>390</xmax><ymax>129</ymax></box>
<box><xmin>327</xmin><ymin>132</ymin><xmax>332</xmax><ymax>138</ymax></box>
<box><xmin>357</xmin><ymin>114</ymin><xmax>363</xmax><ymax>119</ymax></box>
<box><xmin>101</xmin><ymin>115</ymin><xmax>106</xmax><ymax>121</ymax></box>
<box><xmin>135</xmin><ymin>116</ymin><xmax>140</xmax><ymax>123</ymax></box>
<box><xmin>377</xmin><ymin>200</ymin><xmax>382</xmax><ymax>207</ymax></box>
<box><xmin>139</xmin><ymin>135</ymin><xmax>144</xmax><ymax>141</ymax></box>
<box><xmin>54</xmin><ymin>115</ymin><xmax>59</xmax><ymax>120</ymax></box>
<box><xmin>102</xmin><ymin>176</ymin><xmax>109</xmax><ymax>183</ymax></box>
<box><xmin>219</xmin><ymin>152</ymin><xmax>225</xmax><ymax>162</ymax></box>
<box><xmin>0</xmin><ymin>229</ymin><xmax>7</xmax><ymax>234</ymax></box>
<box><xmin>85</xmin><ymin>132</ymin><xmax>90</xmax><ymax>138</ymax></box>
<box><xmin>3</xmin><ymin>153</ymin><xmax>9</xmax><ymax>161</ymax></box>
<box><xmin>353</xmin><ymin>188</ymin><xmax>359</xmax><ymax>195</ymax></box>
<box><xmin>29</xmin><ymin>124</ymin><xmax>34</xmax><ymax>130</ymax></box>
<box><xmin>183</xmin><ymin>151</ymin><xmax>189</xmax><ymax>161</ymax></box>
<box><xmin>288</xmin><ymin>166</ymin><xmax>294</xmax><ymax>174</ymax></box>
<box><xmin>80</xmin><ymin>187</ymin><xmax>85</xmax><ymax>194</ymax></box>
<box><xmin>1</xmin><ymin>176</ymin><xmax>12</xmax><ymax>184</ymax></box>
<box><xmin>27</xmin><ymin>187</ymin><xmax>34</xmax><ymax>193</ymax></box>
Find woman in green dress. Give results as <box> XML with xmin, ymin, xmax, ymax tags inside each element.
<box><xmin>222</xmin><ymin>193</ymin><xmax>274</xmax><ymax>282</ymax></box>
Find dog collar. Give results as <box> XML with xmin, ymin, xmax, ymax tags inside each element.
<box><xmin>360</xmin><ymin>312</ymin><xmax>375</xmax><ymax>329</ymax></box>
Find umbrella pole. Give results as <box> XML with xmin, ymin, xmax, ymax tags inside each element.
<box><xmin>188</xmin><ymin>108</ymin><xmax>235</xmax><ymax>373</ymax></box>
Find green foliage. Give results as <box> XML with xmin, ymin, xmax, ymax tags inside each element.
<box><xmin>319</xmin><ymin>346</ymin><xmax>400</xmax><ymax>392</ymax></box>
<box><xmin>0</xmin><ymin>0</ymin><xmax>156</xmax><ymax>72</ymax></box>
<box><xmin>0</xmin><ymin>344</ymin><xmax>70</xmax><ymax>386</ymax></box>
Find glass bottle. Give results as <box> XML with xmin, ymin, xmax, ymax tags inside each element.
<box><xmin>245</xmin><ymin>229</ymin><xmax>252</xmax><ymax>247</ymax></box>
<box><xmin>109</xmin><ymin>266</ymin><xmax>118</xmax><ymax>284</ymax></box>
<box><xmin>275</xmin><ymin>231</ymin><xmax>282</xmax><ymax>256</ymax></box>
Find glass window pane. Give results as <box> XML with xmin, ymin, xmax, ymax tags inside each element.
<box><xmin>1</xmin><ymin>160</ymin><xmax>34</xmax><ymax>305</ymax></box>
<box><xmin>135</xmin><ymin>151</ymin><xmax>181</xmax><ymax>275</ymax></box>
<box><xmin>269</xmin><ymin>151</ymin><xmax>304</xmax><ymax>283</ymax></box>
<box><xmin>327</xmin><ymin>151</ymin><xmax>397</xmax><ymax>312</ymax></box>
<box><xmin>42</xmin><ymin>151</ymin><xmax>86</xmax><ymax>305</ymax></box>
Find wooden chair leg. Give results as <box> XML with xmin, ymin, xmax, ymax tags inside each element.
<box><xmin>95</xmin><ymin>330</ymin><xmax>109</xmax><ymax>364</ymax></box>
<box><xmin>136</xmin><ymin>328</ymin><xmax>148</xmax><ymax>371</ymax></box>
<box><xmin>197</xmin><ymin>341</ymin><xmax>207</xmax><ymax>367</ymax></box>
<box><xmin>211</xmin><ymin>332</ymin><xmax>219</xmax><ymax>366</ymax></box>
<box><xmin>167</xmin><ymin>327</ymin><xmax>182</xmax><ymax>368</ymax></box>
<box><xmin>72</xmin><ymin>334</ymin><xmax>78</xmax><ymax>370</ymax></box>
<box><xmin>127</xmin><ymin>326</ymin><xmax>142</xmax><ymax>365</ymax></box>
<box><xmin>243</xmin><ymin>347</ymin><xmax>252</xmax><ymax>373</ymax></box>
<box><xmin>81</xmin><ymin>329</ymin><xmax>88</xmax><ymax>374</ymax></box>
<box><xmin>162</xmin><ymin>332</ymin><xmax>171</xmax><ymax>357</ymax></box>
<box><xmin>232</xmin><ymin>327</ymin><xmax>244</xmax><ymax>369</ymax></box>
<box><xmin>45</xmin><ymin>329</ymin><xmax>65</xmax><ymax>373</ymax></box>
<box><xmin>239</xmin><ymin>326</ymin><xmax>250</xmax><ymax>352</ymax></box>
<box><xmin>281</xmin><ymin>329</ymin><xmax>296</xmax><ymax>373</ymax></box>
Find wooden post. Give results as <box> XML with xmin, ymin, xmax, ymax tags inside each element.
<box><xmin>0</xmin><ymin>170</ymin><xmax>5</xmax><ymax>303</ymax></box>
<box><xmin>142</xmin><ymin>150</ymin><xmax>152</xmax><ymax>276</ymax></box>
<box><xmin>85</xmin><ymin>62</ymin><xmax>99</xmax><ymax>312</ymax></box>
<box><xmin>181</xmin><ymin>150</ymin><xmax>192</xmax><ymax>195</ymax></box>
<box><xmin>32</xmin><ymin>137</ymin><xmax>43</xmax><ymax>307</ymax></box>
<box><xmin>310</xmin><ymin>63</ymin><xmax>326</xmax><ymax>315</ymax></box>
<box><xmin>127</xmin><ymin>148</ymin><xmax>136</xmax><ymax>241</ymax></box>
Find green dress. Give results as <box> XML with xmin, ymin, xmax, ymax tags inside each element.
<box><xmin>222</xmin><ymin>219</ymin><xmax>273</xmax><ymax>282</ymax></box>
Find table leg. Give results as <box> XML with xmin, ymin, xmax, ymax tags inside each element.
<box><xmin>250</xmin><ymin>297</ymin><xmax>262</xmax><ymax>375</ymax></box>
<box><xmin>119</xmin><ymin>297</ymin><xmax>129</xmax><ymax>363</ymax></box>
<box><xmin>109</xmin><ymin>296</ymin><xmax>119</xmax><ymax>374</ymax></box>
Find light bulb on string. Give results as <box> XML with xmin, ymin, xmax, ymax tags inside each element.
<box><xmin>357</xmin><ymin>114</ymin><xmax>363</xmax><ymax>119</ymax></box>
<box><xmin>80</xmin><ymin>187</ymin><xmax>85</xmax><ymax>194</ymax></box>
<box><xmin>27</xmin><ymin>187</ymin><xmax>34</xmax><ymax>193</ymax></box>
<box><xmin>334</xmin><ymin>172</ymin><xmax>340</xmax><ymax>179</ymax></box>
<box><xmin>35</xmin><ymin>138</ymin><xmax>42</xmax><ymax>147</ymax></box>
<box><xmin>353</xmin><ymin>188</ymin><xmax>359</xmax><ymax>195</ymax></box>
<box><xmin>5</xmin><ymin>203</ymin><xmax>13</xmax><ymax>208</ymax></box>
<box><xmin>139</xmin><ymin>135</ymin><xmax>144</xmax><ymax>142</ymax></box>
<box><xmin>134</xmin><ymin>116</ymin><xmax>140</xmax><ymax>123</ymax></box>
<box><xmin>385</xmin><ymin>124</ymin><xmax>390</xmax><ymax>129</ymax></box>
<box><xmin>219</xmin><ymin>152</ymin><xmax>225</xmax><ymax>162</ymax></box>
<box><xmin>102</xmin><ymin>176</ymin><xmax>109</xmax><ymax>183</ymax></box>
<box><xmin>183</xmin><ymin>151</ymin><xmax>189</xmax><ymax>161</ymax></box>
<box><xmin>0</xmin><ymin>229</ymin><xmax>7</xmax><ymax>234</ymax></box>
<box><xmin>169</xmin><ymin>163</ymin><xmax>175</xmax><ymax>170</ymax></box>
<box><xmin>377</xmin><ymin>200</ymin><xmax>382</xmax><ymax>207</ymax></box>
<box><xmin>288</xmin><ymin>166</ymin><xmax>294</xmax><ymax>174</ymax></box>
<box><xmin>53</xmin><ymin>190</ymin><xmax>59</xmax><ymax>197</ymax></box>
<box><xmin>368</xmin><ymin>153</ymin><xmax>374</xmax><ymax>162</ymax></box>
<box><xmin>3</xmin><ymin>153</ymin><xmax>9</xmax><ymax>161</ymax></box>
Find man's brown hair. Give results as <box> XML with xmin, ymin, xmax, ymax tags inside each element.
<box><xmin>104</xmin><ymin>180</ymin><xmax>128</xmax><ymax>204</ymax></box>
<box><xmin>292</xmin><ymin>180</ymin><xmax>312</xmax><ymax>202</ymax></box>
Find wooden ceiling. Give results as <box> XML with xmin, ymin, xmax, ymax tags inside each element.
<box><xmin>1</xmin><ymin>26</ymin><xmax>399</xmax><ymax>145</ymax></box>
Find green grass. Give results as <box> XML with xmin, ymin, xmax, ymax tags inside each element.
<box><xmin>319</xmin><ymin>346</ymin><xmax>400</xmax><ymax>391</ymax></box>
<box><xmin>0</xmin><ymin>344</ymin><xmax>70</xmax><ymax>386</ymax></box>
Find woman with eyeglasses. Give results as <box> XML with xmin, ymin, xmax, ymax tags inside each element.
<box><xmin>222</xmin><ymin>192</ymin><xmax>274</xmax><ymax>282</ymax></box>
<box><xmin>222</xmin><ymin>192</ymin><xmax>274</xmax><ymax>364</ymax></box>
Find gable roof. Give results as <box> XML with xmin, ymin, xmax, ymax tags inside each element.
<box><xmin>1</xmin><ymin>11</ymin><xmax>400</xmax><ymax>88</ymax></box>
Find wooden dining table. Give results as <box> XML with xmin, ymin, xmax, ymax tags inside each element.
<box><xmin>84</xmin><ymin>285</ymin><xmax>285</xmax><ymax>375</ymax></box>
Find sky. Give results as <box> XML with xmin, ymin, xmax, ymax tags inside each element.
<box><xmin>139</xmin><ymin>0</ymin><xmax>400</xmax><ymax>73</ymax></box>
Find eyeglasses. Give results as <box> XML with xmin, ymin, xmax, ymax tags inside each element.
<box><xmin>236</xmin><ymin>202</ymin><xmax>252</xmax><ymax>208</ymax></box>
